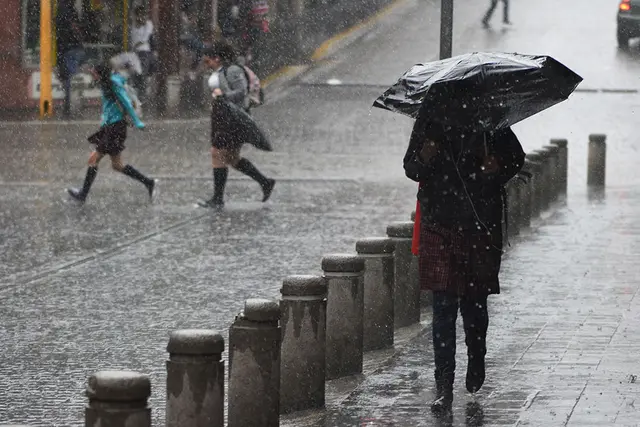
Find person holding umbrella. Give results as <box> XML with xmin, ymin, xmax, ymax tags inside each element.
<box><xmin>197</xmin><ymin>42</ymin><xmax>275</xmax><ymax>208</ymax></box>
<box><xmin>404</xmin><ymin>118</ymin><xmax>524</xmax><ymax>414</ymax></box>
<box><xmin>374</xmin><ymin>52</ymin><xmax>583</xmax><ymax>415</ymax></box>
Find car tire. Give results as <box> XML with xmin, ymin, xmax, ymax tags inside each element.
<box><xmin>618</xmin><ymin>29</ymin><xmax>630</xmax><ymax>49</ymax></box>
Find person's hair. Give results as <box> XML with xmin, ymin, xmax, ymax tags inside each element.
<box><xmin>204</xmin><ymin>42</ymin><xmax>236</xmax><ymax>64</ymax></box>
<box><xmin>93</xmin><ymin>63</ymin><xmax>116</xmax><ymax>101</ymax></box>
<box><xmin>134</xmin><ymin>5</ymin><xmax>146</xmax><ymax>16</ymax></box>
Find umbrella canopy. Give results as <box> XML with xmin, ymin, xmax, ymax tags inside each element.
<box><xmin>373</xmin><ymin>52</ymin><xmax>583</xmax><ymax>131</ymax></box>
<box><xmin>212</xmin><ymin>98</ymin><xmax>273</xmax><ymax>152</ymax></box>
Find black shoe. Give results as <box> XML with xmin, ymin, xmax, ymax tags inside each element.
<box><xmin>431</xmin><ymin>372</ymin><xmax>454</xmax><ymax>415</ymax></box>
<box><xmin>482</xmin><ymin>19</ymin><xmax>490</xmax><ymax>29</ymax></box>
<box><xmin>197</xmin><ymin>197</ymin><xmax>224</xmax><ymax>209</ymax></box>
<box><xmin>261</xmin><ymin>179</ymin><xmax>275</xmax><ymax>202</ymax></box>
<box><xmin>67</xmin><ymin>188</ymin><xmax>86</xmax><ymax>202</ymax></box>
<box><xmin>146</xmin><ymin>179</ymin><xmax>157</xmax><ymax>201</ymax></box>
<box><xmin>466</xmin><ymin>354</ymin><xmax>486</xmax><ymax>393</ymax></box>
<box><xmin>503</xmin><ymin>19</ymin><xmax>512</xmax><ymax>25</ymax></box>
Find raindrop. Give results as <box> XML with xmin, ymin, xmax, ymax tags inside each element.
<box><xmin>440</xmin><ymin>343</ymin><xmax>446</xmax><ymax>347</ymax></box>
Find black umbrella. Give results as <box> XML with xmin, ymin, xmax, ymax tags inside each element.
<box><xmin>211</xmin><ymin>98</ymin><xmax>273</xmax><ymax>151</ymax></box>
<box><xmin>373</xmin><ymin>52</ymin><xmax>583</xmax><ymax>131</ymax></box>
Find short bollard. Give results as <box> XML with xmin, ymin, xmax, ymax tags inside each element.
<box><xmin>505</xmin><ymin>179</ymin><xmax>520</xmax><ymax>238</ymax></box>
<box><xmin>534</xmin><ymin>149</ymin><xmax>552</xmax><ymax>211</ymax></box>
<box><xmin>322</xmin><ymin>254</ymin><xmax>365</xmax><ymax>380</ymax></box>
<box><xmin>588</xmin><ymin>134</ymin><xmax>606</xmax><ymax>188</ymax></box>
<box><xmin>386</xmin><ymin>222</ymin><xmax>421</xmax><ymax>328</ymax></box>
<box><xmin>516</xmin><ymin>169</ymin><xmax>532</xmax><ymax>230</ymax></box>
<box><xmin>166</xmin><ymin>330</ymin><xmax>224</xmax><ymax>427</ymax></box>
<box><xmin>550</xmin><ymin>138</ymin><xmax>568</xmax><ymax>197</ymax></box>
<box><xmin>524</xmin><ymin>154</ymin><xmax>543</xmax><ymax>218</ymax></box>
<box><xmin>543</xmin><ymin>144</ymin><xmax>560</xmax><ymax>205</ymax></box>
<box><xmin>280</xmin><ymin>275</ymin><xmax>327</xmax><ymax>414</ymax></box>
<box><xmin>356</xmin><ymin>237</ymin><xmax>395</xmax><ymax>351</ymax></box>
<box><xmin>228</xmin><ymin>298</ymin><xmax>281</xmax><ymax>427</ymax></box>
<box><xmin>85</xmin><ymin>370</ymin><xmax>151</xmax><ymax>427</ymax></box>
<box><xmin>410</xmin><ymin>210</ymin><xmax>416</xmax><ymax>221</ymax></box>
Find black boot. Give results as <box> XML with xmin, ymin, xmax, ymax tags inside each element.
<box><xmin>122</xmin><ymin>165</ymin><xmax>156</xmax><ymax>199</ymax></box>
<box><xmin>466</xmin><ymin>353</ymin><xmax>486</xmax><ymax>393</ymax></box>
<box><xmin>67</xmin><ymin>166</ymin><xmax>98</xmax><ymax>202</ymax></box>
<box><xmin>431</xmin><ymin>370</ymin><xmax>454</xmax><ymax>415</ymax></box>
<box><xmin>198</xmin><ymin>167</ymin><xmax>228</xmax><ymax>208</ymax></box>
<box><xmin>233</xmin><ymin>158</ymin><xmax>275</xmax><ymax>202</ymax></box>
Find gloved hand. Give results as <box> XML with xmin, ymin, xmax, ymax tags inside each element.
<box><xmin>135</xmin><ymin>120</ymin><xmax>145</xmax><ymax>130</ymax></box>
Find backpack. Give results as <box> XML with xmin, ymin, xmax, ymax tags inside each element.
<box><xmin>224</xmin><ymin>64</ymin><xmax>265</xmax><ymax>108</ymax></box>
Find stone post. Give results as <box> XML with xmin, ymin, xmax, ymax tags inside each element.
<box><xmin>550</xmin><ymin>138</ymin><xmax>569</xmax><ymax>197</ymax></box>
<box><xmin>166</xmin><ymin>330</ymin><xmax>225</xmax><ymax>427</ymax></box>
<box><xmin>587</xmin><ymin>134</ymin><xmax>606</xmax><ymax>188</ymax></box>
<box><xmin>355</xmin><ymin>237</ymin><xmax>395</xmax><ymax>351</ymax></box>
<box><xmin>228</xmin><ymin>299</ymin><xmax>281</xmax><ymax>427</ymax></box>
<box><xmin>85</xmin><ymin>370</ymin><xmax>151</xmax><ymax>427</ymax></box>
<box><xmin>533</xmin><ymin>149</ymin><xmax>552</xmax><ymax>212</ymax></box>
<box><xmin>386</xmin><ymin>222</ymin><xmax>421</xmax><ymax>328</ymax></box>
<box><xmin>280</xmin><ymin>275</ymin><xmax>327</xmax><ymax>414</ymax></box>
<box><xmin>505</xmin><ymin>178</ymin><xmax>520</xmax><ymax>238</ymax></box>
<box><xmin>542</xmin><ymin>144</ymin><xmax>560</xmax><ymax>205</ymax></box>
<box><xmin>516</xmin><ymin>168</ymin><xmax>532</xmax><ymax>230</ymax></box>
<box><xmin>322</xmin><ymin>254</ymin><xmax>365</xmax><ymax>380</ymax></box>
<box><xmin>524</xmin><ymin>153</ymin><xmax>543</xmax><ymax>218</ymax></box>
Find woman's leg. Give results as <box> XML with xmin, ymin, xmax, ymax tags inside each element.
<box><xmin>431</xmin><ymin>291</ymin><xmax>458</xmax><ymax>413</ymax></box>
<box><xmin>112</xmin><ymin>154</ymin><xmax>156</xmax><ymax>199</ymax></box>
<box><xmin>228</xmin><ymin>149</ymin><xmax>276</xmax><ymax>202</ymax></box>
<box><xmin>460</xmin><ymin>294</ymin><xmax>489</xmax><ymax>393</ymax></box>
<box><xmin>67</xmin><ymin>151</ymin><xmax>103</xmax><ymax>202</ymax></box>
<box><xmin>199</xmin><ymin>146</ymin><xmax>229</xmax><ymax>207</ymax></box>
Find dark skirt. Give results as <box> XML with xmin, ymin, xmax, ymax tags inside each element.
<box><xmin>419</xmin><ymin>221</ymin><xmax>503</xmax><ymax>297</ymax></box>
<box><xmin>88</xmin><ymin>121</ymin><xmax>127</xmax><ymax>156</ymax></box>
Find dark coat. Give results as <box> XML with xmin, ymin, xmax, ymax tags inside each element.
<box><xmin>404</xmin><ymin>118</ymin><xmax>525</xmax><ymax>296</ymax></box>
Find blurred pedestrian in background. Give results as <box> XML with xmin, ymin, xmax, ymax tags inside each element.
<box><xmin>482</xmin><ymin>0</ymin><xmax>510</xmax><ymax>28</ymax></box>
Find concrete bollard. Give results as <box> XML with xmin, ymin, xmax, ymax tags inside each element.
<box><xmin>355</xmin><ymin>238</ymin><xmax>396</xmax><ymax>351</ymax></box>
<box><xmin>322</xmin><ymin>254</ymin><xmax>365</xmax><ymax>380</ymax></box>
<box><xmin>505</xmin><ymin>178</ymin><xmax>520</xmax><ymax>238</ymax></box>
<box><xmin>515</xmin><ymin>168</ymin><xmax>532</xmax><ymax>230</ymax></box>
<box><xmin>228</xmin><ymin>298</ymin><xmax>281</xmax><ymax>427</ymax></box>
<box><xmin>587</xmin><ymin>134</ymin><xmax>606</xmax><ymax>188</ymax></box>
<box><xmin>411</xmin><ymin>210</ymin><xmax>416</xmax><ymax>221</ymax></box>
<box><xmin>85</xmin><ymin>370</ymin><xmax>151</xmax><ymax>427</ymax></box>
<box><xmin>280</xmin><ymin>275</ymin><xmax>327</xmax><ymax>414</ymax></box>
<box><xmin>386</xmin><ymin>222</ymin><xmax>421</xmax><ymax>328</ymax></box>
<box><xmin>550</xmin><ymin>138</ymin><xmax>568</xmax><ymax>197</ymax></box>
<box><xmin>166</xmin><ymin>330</ymin><xmax>225</xmax><ymax>427</ymax></box>
<box><xmin>524</xmin><ymin>153</ymin><xmax>543</xmax><ymax>218</ymax></box>
<box><xmin>542</xmin><ymin>144</ymin><xmax>561</xmax><ymax>205</ymax></box>
<box><xmin>533</xmin><ymin>149</ymin><xmax>552</xmax><ymax>212</ymax></box>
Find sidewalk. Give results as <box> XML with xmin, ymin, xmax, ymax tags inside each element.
<box><xmin>284</xmin><ymin>189</ymin><xmax>640</xmax><ymax>426</ymax></box>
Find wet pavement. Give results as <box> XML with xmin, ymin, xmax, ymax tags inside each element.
<box><xmin>2</xmin><ymin>0</ymin><xmax>640</xmax><ymax>425</ymax></box>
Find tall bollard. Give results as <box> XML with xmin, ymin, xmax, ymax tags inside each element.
<box><xmin>166</xmin><ymin>330</ymin><xmax>225</xmax><ymax>427</ymax></box>
<box><xmin>550</xmin><ymin>138</ymin><xmax>568</xmax><ymax>197</ymax></box>
<box><xmin>534</xmin><ymin>149</ymin><xmax>551</xmax><ymax>211</ymax></box>
<box><xmin>322</xmin><ymin>254</ymin><xmax>365</xmax><ymax>380</ymax></box>
<box><xmin>543</xmin><ymin>144</ymin><xmax>560</xmax><ymax>205</ymax></box>
<box><xmin>524</xmin><ymin>154</ymin><xmax>543</xmax><ymax>218</ymax></box>
<box><xmin>85</xmin><ymin>370</ymin><xmax>151</xmax><ymax>427</ymax></box>
<box><xmin>280</xmin><ymin>275</ymin><xmax>327</xmax><ymax>414</ymax></box>
<box><xmin>516</xmin><ymin>167</ymin><xmax>532</xmax><ymax>230</ymax></box>
<box><xmin>356</xmin><ymin>237</ymin><xmax>395</xmax><ymax>351</ymax></box>
<box><xmin>587</xmin><ymin>134</ymin><xmax>606</xmax><ymax>188</ymax></box>
<box><xmin>386</xmin><ymin>222</ymin><xmax>421</xmax><ymax>328</ymax></box>
<box><xmin>228</xmin><ymin>298</ymin><xmax>281</xmax><ymax>427</ymax></box>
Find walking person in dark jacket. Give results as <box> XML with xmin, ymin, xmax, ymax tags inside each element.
<box><xmin>67</xmin><ymin>63</ymin><xmax>156</xmax><ymax>202</ymax></box>
<box><xmin>197</xmin><ymin>42</ymin><xmax>275</xmax><ymax>208</ymax></box>
<box><xmin>403</xmin><ymin>116</ymin><xmax>524</xmax><ymax>415</ymax></box>
<box><xmin>482</xmin><ymin>0</ymin><xmax>510</xmax><ymax>28</ymax></box>
<box><xmin>56</xmin><ymin>0</ymin><xmax>85</xmax><ymax>117</ymax></box>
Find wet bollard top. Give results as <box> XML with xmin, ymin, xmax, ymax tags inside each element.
<box><xmin>322</xmin><ymin>254</ymin><xmax>365</xmax><ymax>380</ymax></box>
<box><xmin>356</xmin><ymin>237</ymin><xmax>396</xmax><ymax>351</ymax></box>
<box><xmin>280</xmin><ymin>275</ymin><xmax>327</xmax><ymax>414</ymax></box>
<box><xmin>166</xmin><ymin>329</ymin><xmax>225</xmax><ymax>427</ymax></box>
<box><xmin>386</xmin><ymin>222</ymin><xmax>421</xmax><ymax>328</ymax></box>
<box><xmin>228</xmin><ymin>298</ymin><xmax>281</xmax><ymax>427</ymax></box>
<box><xmin>85</xmin><ymin>370</ymin><xmax>151</xmax><ymax>427</ymax></box>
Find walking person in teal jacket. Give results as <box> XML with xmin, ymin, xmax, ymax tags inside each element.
<box><xmin>67</xmin><ymin>63</ymin><xmax>156</xmax><ymax>202</ymax></box>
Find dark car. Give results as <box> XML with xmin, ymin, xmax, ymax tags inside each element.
<box><xmin>618</xmin><ymin>0</ymin><xmax>640</xmax><ymax>47</ymax></box>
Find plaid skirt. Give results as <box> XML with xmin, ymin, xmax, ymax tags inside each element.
<box><xmin>88</xmin><ymin>121</ymin><xmax>127</xmax><ymax>156</ymax></box>
<box><xmin>419</xmin><ymin>221</ymin><xmax>503</xmax><ymax>296</ymax></box>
